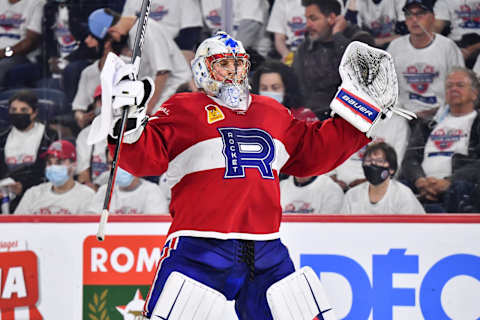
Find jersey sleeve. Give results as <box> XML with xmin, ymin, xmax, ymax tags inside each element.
<box><xmin>110</xmin><ymin>97</ymin><xmax>185</xmax><ymax>177</ymax></box>
<box><xmin>280</xmin><ymin>114</ymin><xmax>371</xmax><ymax>177</ymax></box>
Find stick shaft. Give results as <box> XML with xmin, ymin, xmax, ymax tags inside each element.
<box><xmin>97</xmin><ymin>0</ymin><xmax>152</xmax><ymax>241</ymax></box>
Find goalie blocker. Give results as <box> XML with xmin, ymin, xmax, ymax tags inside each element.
<box><xmin>330</xmin><ymin>41</ymin><xmax>415</xmax><ymax>138</ymax></box>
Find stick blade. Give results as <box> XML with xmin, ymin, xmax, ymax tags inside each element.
<box><xmin>96</xmin><ymin>209</ymin><xmax>110</xmax><ymax>241</ymax></box>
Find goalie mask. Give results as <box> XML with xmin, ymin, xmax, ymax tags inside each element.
<box><xmin>192</xmin><ymin>32</ymin><xmax>251</xmax><ymax>112</ymax></box>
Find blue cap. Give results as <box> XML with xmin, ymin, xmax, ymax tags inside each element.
<box><xmin>88</xmin><ymin>9</ymin><xmax>114</xmax><ymax>39</ymax></box>
<box><xmin>403</xmin><ymin>0</ymin><xmax>434</xmax><ymax>12</ymax></box>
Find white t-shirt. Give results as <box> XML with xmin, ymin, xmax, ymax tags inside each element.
<box><xmin>201</xmin><ymin>0</ymin><xmax>266</xmax><ymax>32</ymax></box>
<box><xmin>342</xmin><ymin>180</ymin><xmax>426</xmax><ymax>214</ymax></box>
<box><xmin>332</xmin><ymin>114</ymin><xmax>410</xmax><ymax>185</ymax></box>
<box><xmin>0</xmin><ymin>0</ymin><xmax>44</xmax><ymax>61</ymax></box>
<box><xmin>387</xmin><ymin>34</ymin><xmax>465</xmax><ymax>113</ymax></box>
<box><xmin>434</xmin><ymin>0</ymin><xmax>480</xmax><ymax>41</ymax></box>
<box><xmin>14</xmin><ymin>181</ymin><xmax>95</xmax><ymax>214</ymax></box>
<box><xmin>122</xmin><ymin>0</ymin><xmax>203</xmax><ymax>40</ymax></box>
<box><xmin>55</xmin><ymin>5</ymin><xmax>79</xmax><ymax>59</ymax></box>
<box><xmin>280</xmin><ymin>175</ymin><xmax>344</xmax><ymax>213</ymax></box>
<box><xmin>355</xmin><ymin>0</ymin><xmax>405</xmax><ymax>38</ymax></box>
<box><xmin>87</xmin><ymin>179</ymin><xmax>169</xmax><ymax>214</ymax></box>
<box><xmin>76</xmin><ymin>125</ymin><xmax>108</xmax><ymax>185</ymax></box>
<box><xmin>422</xmin><ymin>110</ymin><xmax>477</xmax><ymax>178</ymax></box>
<box><xmin>71</xmin><ymin>60</ymin><xmax>100</xmax><ymax>111</ymax></box>
<box><xmin>129</xmin><ymin>20</ymin><xmax>192</xmax><ymax>113</ymax></box>
<box><xmin>266</xmin><ymin>0</ymin><xmax>306</xmax><ymax>51</ymax></box>
<box><xmin>4</xmin><ymin>122</ymin><xmax>44</xmax><ymax>172</ymax></box>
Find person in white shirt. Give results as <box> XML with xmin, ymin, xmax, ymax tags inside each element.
<box><xmin>387</xmin><ymin>0</ymin><xmax>465</xmax><ymax>121</ymax></box>
<box><xmin>76</xmin><ymin>85</ymin><xmax>108</xmax><ymax>191</ymax></box>
<box><xmin>0</xmin><ymin>90</ymin><xmax>58</xmax><ymax>213</ymax></box>
<box><xmin>344</xmin><ymin>0</ymin><xmax>406</xmax><ymax>49</ymax></box>
<box><xmin>14</xmin><ymin>140</ymin><xmax>95</xmax><ymax>214</ymax></box>
<box><xmin>401</xmin><ymin>67</ymin><xmax>480</xmax><ymax>212</ymax></box>
<box><xmin>86</xmin><ymin>8</ymin><xmax>192</xmax><ymax>114</ymax></box>
<box><xmin>87</xmin><ymin>167</ymin><xmax>169</xmax><ymax>215</ymax></box>
<box><xmin>343</xmin><ymin>142</ymin><xmax>425</xmax><ymax>214</ymax></box>
<box><xmin>433</xmin><ymin>0</ymin><xmax>480</xmax><ymax>66</ymax></box>
<box><xmin>117</xmin><ymin>0</ymin><xmax>203</xmax><ymax>62</ymax></box>
<box><xmin>0</xmin><ymin>0</ymin><xmax>44</xmax><ymax>86</ymax></box>
<box><xmin>200</xmin><ymin>0</ymin><xmax>272</xmax><ymax>57</ymax></box>
<box><xmin>330</xmin><ymin>114</ymin><xmax>410</xmax><ymax>191</ymax></box>
<box><xmin>281</xmin><ymin>175</ymin><xmax>344</xmax><ymax>213</ymax></box>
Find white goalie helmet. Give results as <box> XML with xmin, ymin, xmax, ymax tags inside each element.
<box><xmin>191</xmin><ymin>32</ymin><xmax>251</xmax><ymax>111</ymax></box>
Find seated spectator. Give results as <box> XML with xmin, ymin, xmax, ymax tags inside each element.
<box><xmin>200</xmin><ymin>0</ymin><xmax>272</xmax><ymax>59</ymax></box>
<box><xmin>387</xmin><ymin>0</ymin><xmax>465</xmax><ymax>121</ymax></box>
<box><xmin>266</xmin><ymin>0</ymin><xmax>307</xmax><ymax>64</ymax></box>
<box><xmin>345</xmin><ymin>0</ymin><xmax>407</xmax><ymax>49</ymax></box>
<box><xmin>86</xmin><ymin>8</ymin><xmax>192</xmax><ymax>114</ymax></box>
<box><xmin>433</xmin><ymin>0</ymin><xmax>480</xmax><ymax>68</ymax></box>
<box><xmin>292</xmin><ymin>0</ymin><xmax>373</xmax><ymax>120</ymax></box>
<box><xmin>251</xmin><ymin>59</ymin><xmax>317</xmax><ymax>123</ymax></box>
<box><xmin>342</xmin><ymin>142</ymin><xmax>425</xmax><ymax>214</ymax></box>
<box><xmin>330</xmin><ymin>114</ymin><xmax>410</xmax><ymax>191</ymax></box>
<box><xmin>113</xmin><ymin>0</ymin><xmax>203</xmax><ymax>63</ymax></box>
<box><xmin>86</xmin><ymin>165</ymin><xmax>169</xmax><ymax>214</ymax></box>
<box><xmin>281</xmin><ymin>175</ymin><xmax>344</xmax><ymax>213</ymax></box>
<box><xmin>41</xmin><ymin>0</ymin><xmax>102</xmax><ymax>102</ymax></box>
<box><xmin>0</xmin><ymin>0</ymin><xmax>43</xmax><ymax>88</ymax></box>
<box><xmin>401</xmin><ymin>67</ymin><xmax>480</xmax><ymax>213</ymax></box>
<box><xmin>76</xmin><ymin>85</ymin><xmax>108</xmax><ymax>191</ymax></box>
<box><xmin>0</xmin><ymin>90</ymin><xmax>58</xmax><ymax>213</ymax></box>
<box><xmin>14</xmin><ymin>140</ymin><xmax>95</xmax><ymax>214</ymax></box>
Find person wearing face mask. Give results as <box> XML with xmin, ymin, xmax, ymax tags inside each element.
<box><xmin>0</xmin><ymin>90</ymin><xmax>58</xmax><ymax>213</ymax></box>
<box><xmin>342</xmin><ymin>142</ymin><xmax>425</xmax><ymax>214</ymax></box>
<box><xmin>13</xmin><ymin>140</ymin><xmax>94</xmax><ymax>214</ymax></box>
<box><xmin>75</xmin><ymin>85</ymin><xmax>109</xmax><ymax>191</ymax></box>
<box><xmin>85</xmin><ymin>158</ymin><xmax>169</xmax><ymax>214</ymax></box>
<box><xmin>251</xmin><ymin>59</ymin><xmax>318</xmax><ymax>123</ymax></box>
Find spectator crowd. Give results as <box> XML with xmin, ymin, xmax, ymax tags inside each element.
<box><xmin>1</xmin><ymin>0</ymin><xmax>480</xmax><ymax>215</ymax></box>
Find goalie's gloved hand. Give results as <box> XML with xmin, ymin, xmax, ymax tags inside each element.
<box><xmin>109</xmin><ymin>77</ymin><xmax>154</xmax><ymax>144</ymax></box>
<box><xmin>330</xmin><ymin>41</ymin><xmax>415</xmax><ymax>137</ymax></box>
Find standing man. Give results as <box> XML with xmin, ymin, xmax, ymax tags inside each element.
<box><xmin>92</xmin><ymin>32</ymin><xmax>401</xmax><ymax>319</ymax></box>
<box><xmin>292</xmin><ymin>0</ymin><xmax>362</xmax><ymax>120</ymax></box>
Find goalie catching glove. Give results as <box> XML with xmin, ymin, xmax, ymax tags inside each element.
<box><xmin>87</xmin><ymin>52</ymin><xmax>154</xmax><ymax>145</ymax></box>
<box><xmin>330</xmin><ymin>41</ymin><xmax>415</xmax><ymax>137</ymax></box>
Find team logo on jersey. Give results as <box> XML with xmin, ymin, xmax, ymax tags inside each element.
<box><xmin>218</xmin><ymin>128</ymin><xmax>275</xmax><ymax>179</ymax></box>
<box><xmin>456</xmin><ymin>4</ymin><xmax>480</xmax><ymax>29</ymax></box>
<box><xmin>430</xmin><ymin>128</ymin><xmax>466</xmax><ymax>150</ymax></box>
<box><xmin>205</xmin><ymin>104</ymin><xmax>225</xmax><ymax>124</ymax></box>
<box><xmin>206</xmin><ymin>10</ymin><xmax>222</xmax><ymax>28</ymax></box>
<box><xmin>403</xmin><ymin>64</ymin><xmax>439</xmax><ymax>94</ymax></box>
<box><xmin>0</xmin><ymin>14</ymin><xmax>25</xmax><ymax>32</ymax></box>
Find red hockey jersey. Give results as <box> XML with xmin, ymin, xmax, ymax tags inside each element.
<box><xmin>112</xmin><ymin>92</ymin><xmax>369</xmax><ymax>241</ymax></box>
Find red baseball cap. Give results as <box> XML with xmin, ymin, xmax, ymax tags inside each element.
<box><xmin>42</xmin><ymin>140</ymin><xmax>76</xmax><ymax>161</ymax></box>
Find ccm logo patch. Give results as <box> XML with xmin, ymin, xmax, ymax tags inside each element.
<box><xmin>336</xmin><ymin>89</ymin><xmax>380</xmax><ymax>123</ymax></box>
<box><xmin>205</xmin><ymin>104</ymin><xmax>225</xmax><ymax>124</ymax></box>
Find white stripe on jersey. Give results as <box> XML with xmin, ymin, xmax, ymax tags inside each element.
<box><xmin>163</xmin><ymin>137</ymin><xmax>291</xmax><ymax>188</ymax></box>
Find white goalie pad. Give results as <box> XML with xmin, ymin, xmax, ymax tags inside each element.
<box><xmin>150</xmin><ymin>271</ymin><xmax>228</xmax><ymax>320</ymax></box>
<box><xmin>266</xmin><ymin>266</ymin><xmax>337</xmax><ymax>320</ymax></box>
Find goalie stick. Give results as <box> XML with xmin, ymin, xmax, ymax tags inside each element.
<box><xmin>96</xmin><ymin>0</ymin><xmax>151</xmax><ymax>241</ymax></box>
